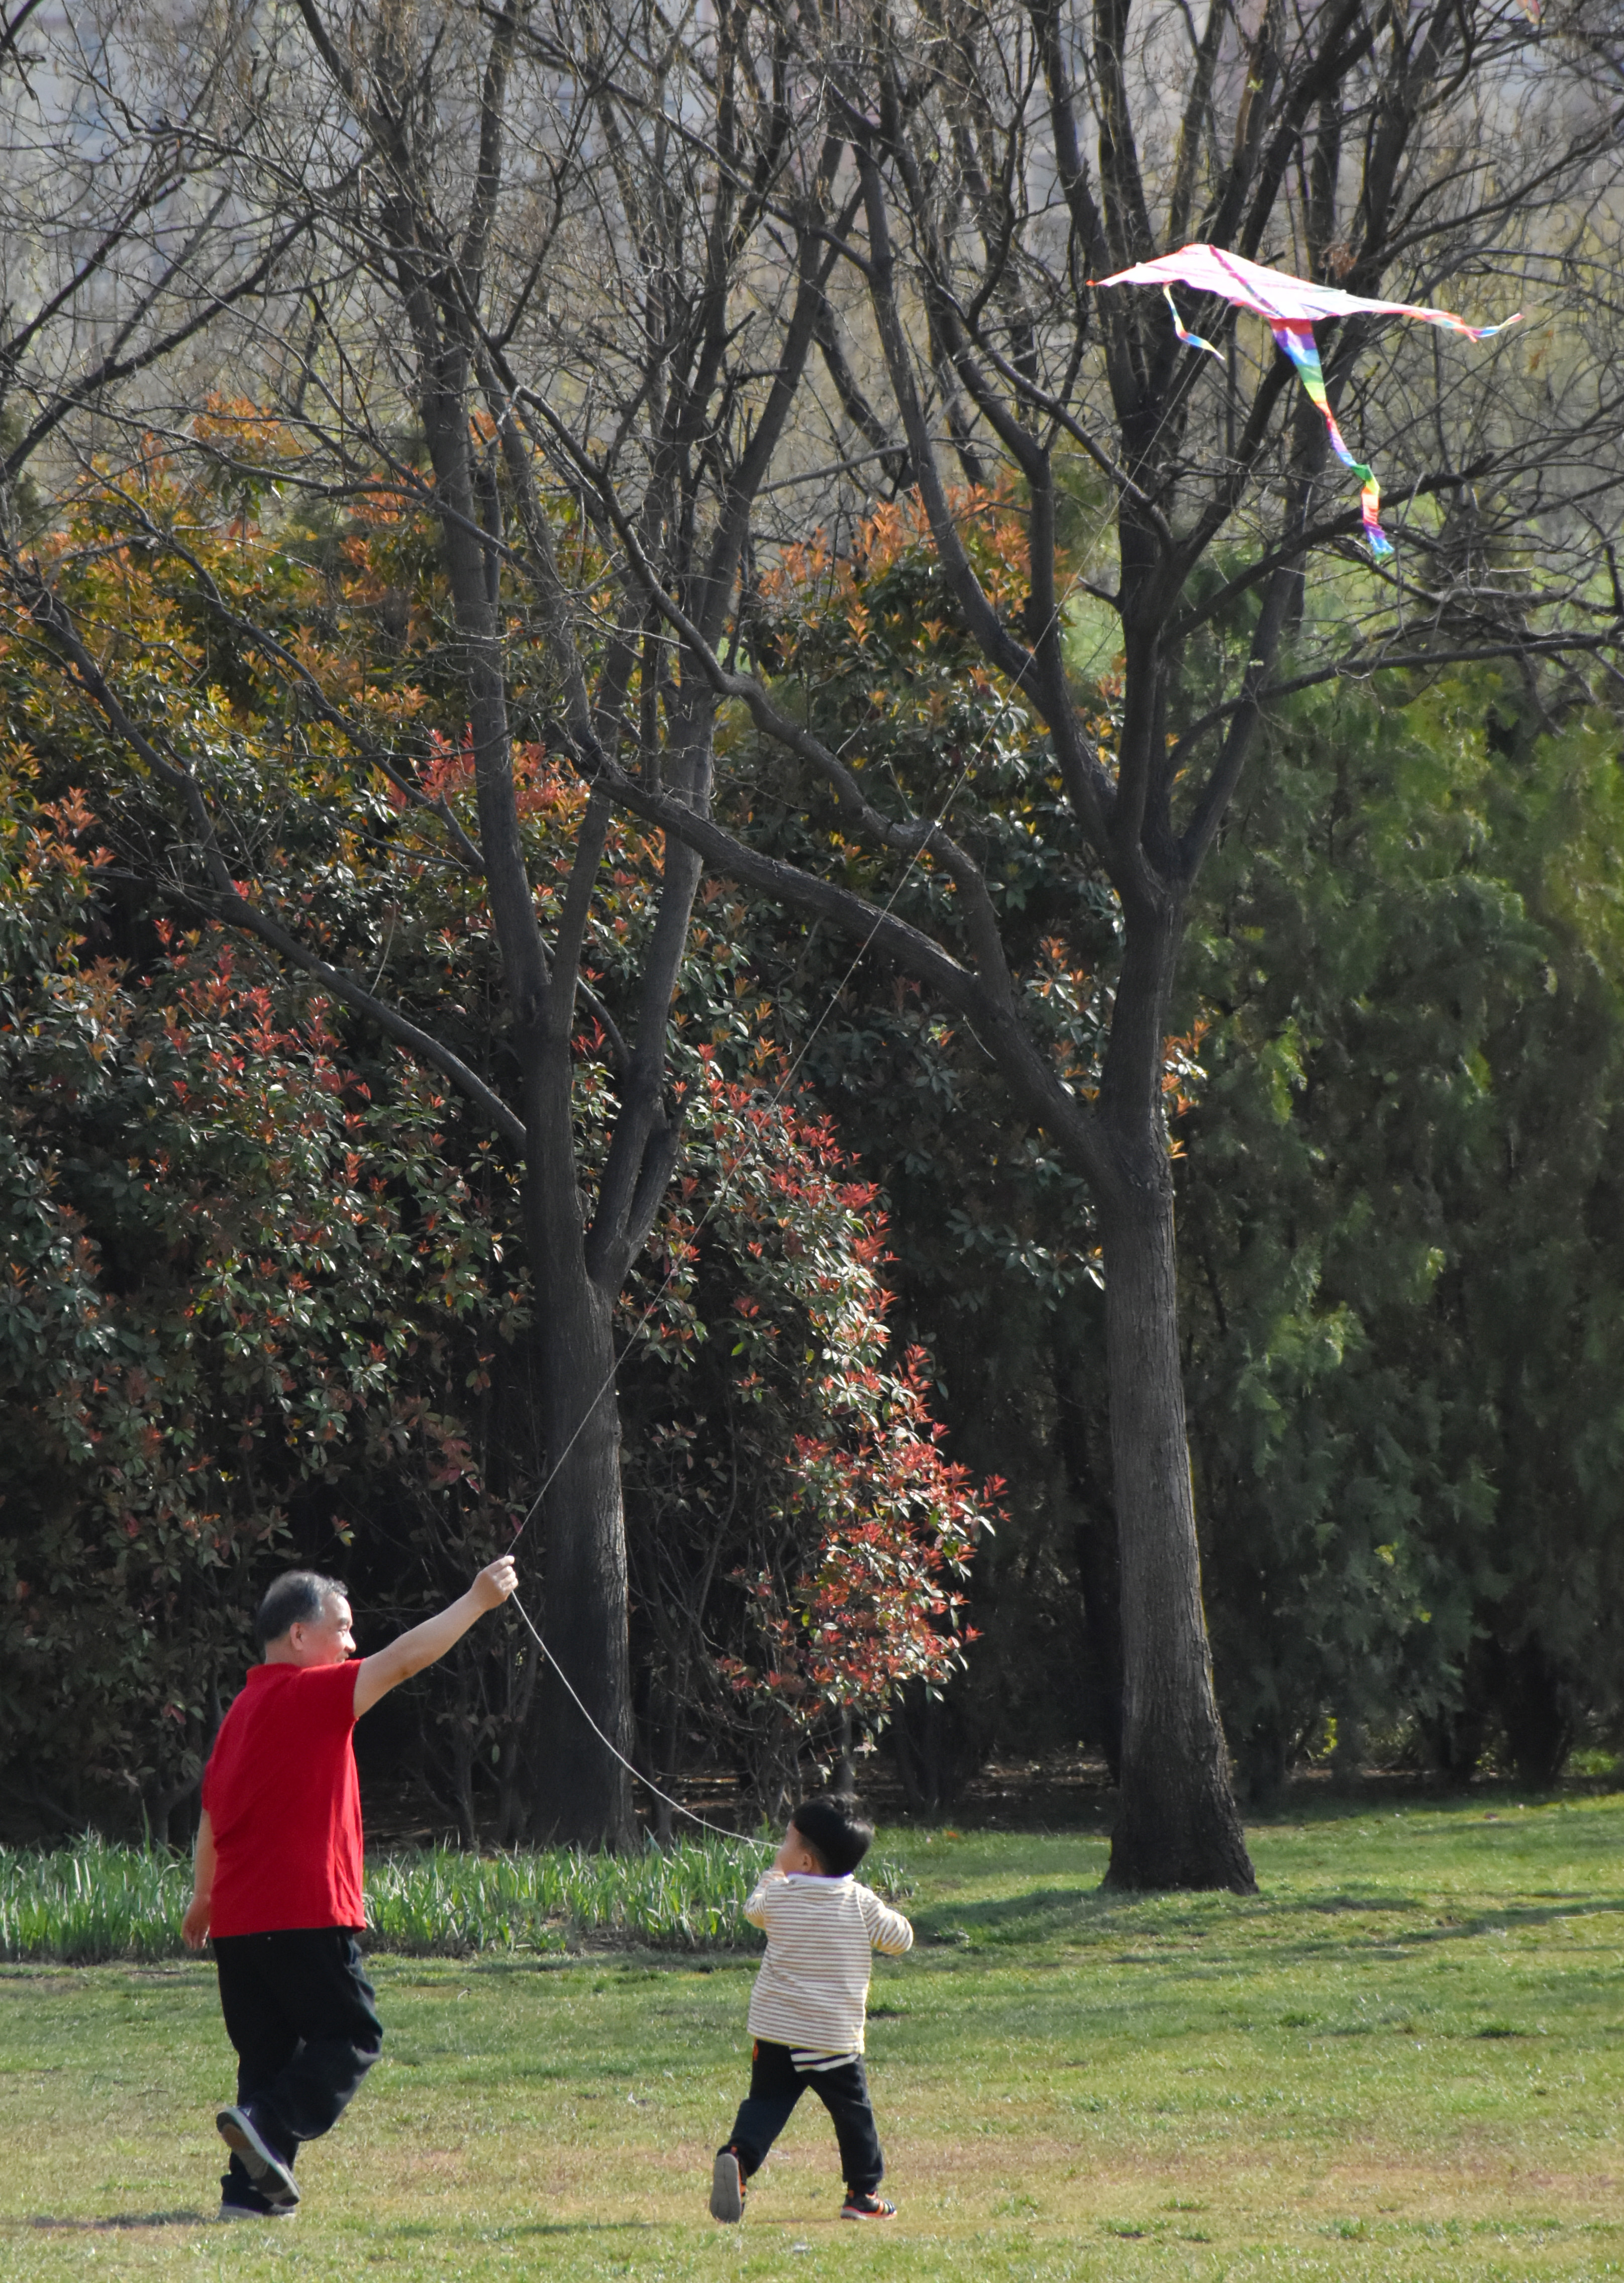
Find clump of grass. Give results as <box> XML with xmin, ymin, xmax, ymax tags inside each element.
<box><xmin>0</xmin><ymin>1837</ymin><xmax>191</xmax><ymax>1965</ymax></box>
<box><xmin>365</xmin><ymin>1840</ymin><xmax>767</xmax><ymax>1956</ymax></box>
<box><xmin>0</xmin><ymin>1836</ymin><xmax>769</xmax><ymax>1964</ymax></box>
<box><xmin>867</xmin><ymin>1854</ymin><xmax>920</xmax><ymax>1903</ymax></box>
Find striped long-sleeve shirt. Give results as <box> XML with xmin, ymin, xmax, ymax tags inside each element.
<box><xmin>744</xmin><ymin>1871</ymin><xmax>914</xmax><ymax>2055</ymax></box>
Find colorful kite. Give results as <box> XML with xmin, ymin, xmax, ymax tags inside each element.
<box><xmin>1092</xmin><ymin>243</ymin><xmax>1519</xmax><ymax>559</ymax></box>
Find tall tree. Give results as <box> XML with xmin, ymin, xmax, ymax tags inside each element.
<box><xmin>561</xmin><ymin>0</ymin><xmax>1624</xmax><ymax>1886</ymax></box>
<box><xmin>6</xmin><ymin>0</ymin><xmax>862</xmax><ymax>1843</ymax></box>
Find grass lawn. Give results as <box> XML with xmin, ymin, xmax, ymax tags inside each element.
<box><xmin>2</xmin><ymin>1794</ymin><xmax>1621</xmax><ymax>2280</ymax></box>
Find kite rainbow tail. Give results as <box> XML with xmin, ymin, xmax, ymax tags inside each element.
<box><xmin>1271</xmin><ymin>322</ymin><xmax>1394</xmax><ymax>560</ymax></box>
<box><xmin>1163</xmin><ymin>286</ymin><xmax>1225</xmax><ymax>362</ymax></box>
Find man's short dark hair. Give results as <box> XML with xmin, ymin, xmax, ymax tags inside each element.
<box><xmin>254</xmin><ymin>1571</ymin><xmax>347</xmax><ymax>1652</ymax></box>
<box><xmin>789</xmin><ymin>1794</ymin><xmax>874</xmax><ymax>1878</ymax></box>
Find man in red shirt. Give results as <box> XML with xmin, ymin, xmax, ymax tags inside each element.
<box><xmin>184</xmin><ymin>1554</ymin><xmax>516</xmax><ymax>2219</ymax></box>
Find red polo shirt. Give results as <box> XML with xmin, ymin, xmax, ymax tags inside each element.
<box><xmin>201</xmin><ymin>1659</ymin><xmax>365</xmax><ymax>1936</ymax></box>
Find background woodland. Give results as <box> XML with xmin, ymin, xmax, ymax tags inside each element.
<box><xmin>3</xmin><ymin>0</ymin><xmax>1623</xmax><ymax>1853</ymax></box>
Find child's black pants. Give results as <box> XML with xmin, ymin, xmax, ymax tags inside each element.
<box><xmin>214</xmin><ymin>1929</ymin><xmax>382</xmax><ymax>2197</ymax></box>
<box><xmin>725</xmin><ymin>2039</ymin><xmax>884</xmax><ymax>2194</ymax></box>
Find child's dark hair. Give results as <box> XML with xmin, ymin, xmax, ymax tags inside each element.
<box><xmin>789</xmin><ymin>1794</ymin><xmax>874</xmax><ymax>1878</ymax></box>
<box><xmin>254</xmin><ymin>1571</ymin><xmax>347</xmax><ymax>1652</ymax></box>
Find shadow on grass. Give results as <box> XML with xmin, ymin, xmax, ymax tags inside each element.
<box><xmin>22</xmin><ymin>2211</ymin><xmax>219</xmax><ymax>2231</ymax></box>
<box><xmin>1245</xmin><ymin>1784</ymin><xmax>1624</xmax><ymax>1826</ymax></box>
<box><xmin>384</xmin><ymin>1951</ymin><xmax>761</xmax><ymax>1982</ymax></box>
<box><xmin>500</xmin><ymin>2221</ymin><xmax>660</xmax><ymax>2238</ymax></box>
<box><xmin>1242</xmin><ymin>1896</ymin><xmax>1624</xmax><ymax>1968</ymax></box>
<box><xmin>908</xmin><ymin>1882</ymin><xmax>1624</xmax><ymax>1958</ymax></box>
<box><xmin>912</xmin><ymin>1886</ymin><xmax>1104</xmax><ymax>1939</ymax></box>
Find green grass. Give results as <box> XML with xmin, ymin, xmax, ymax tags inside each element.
<box><xmin>3</xmin><ymin>1795</ymin><xmax>1622</xmax><ymax>2280</ymax></box>
<box><xmin>0</xmin><ymin>1837</ymin><xmax>780</xmax><ymax>1963</ymax></box>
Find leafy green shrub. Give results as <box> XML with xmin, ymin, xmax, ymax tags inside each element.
<box><xmin>0</xmin><ymin>1839</ymin><xmax>770</xmax><ymax>1964</ymax></box>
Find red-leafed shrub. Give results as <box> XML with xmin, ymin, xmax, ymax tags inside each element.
<box><xmin>621</xmin><ymin>1043</ymin><xmax>999</xmax><ymax>1807</ymax></box>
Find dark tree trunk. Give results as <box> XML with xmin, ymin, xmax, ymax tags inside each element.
<box><xmin>1425</xmin><ymin>1707</ymin><xmax>1489</xmax><ymax>1790</ymax></box>
<box><xmin>886</xmin><ymin>1681</ymin><xmax>966</xmax><ymax>1815</ymax></box>
<box><xmin>516</xmin><ymin>1026</ymin><xmax>637</xmax><ymax>1848</ymax></box>
<box><xmin>1087</xmin><ymin>846</ymin><xmax>1255</xmax><ymax>1890</ymax></box>
<box><xmin>526</xmin><ymin>1270</ymin><xmax>636</xmax><ymax>1846</ymax></box>
<box><xmin>1490</xmin><ymin>1633</ymin><xmax>1574</xmax><ymax>1793</ymax></box>
<box><xmin>1425</xmin><ymin>1636</ymin><xmax>1494</xmax><ymax>1789</ymax></box>
<box><xmin>1074</xmin><ymin>1509</ymin><xmax>1125</xmax><ymax>1787</ymax></box>
<box><xmin>1237</xmin><ymin>1721</ymin><xmax>1289</xmax><ymax>1810</ymax></box>
<box><xmin>1100</xmin><ymin>1174</ymin><xmax>1256</xmax><ymax>1893</ymax></box>
<box><xmin>1054</xmin><ymin>1332</ymin><xmax>1125</xmax><ymax>1782</ymax></box>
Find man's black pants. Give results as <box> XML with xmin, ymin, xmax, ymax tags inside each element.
<box><xmin>213</xmin><ymin>1929</ymin><xmax>382</xmax><ymax>2201</ymax></box>
<box><xmin>724</xmin><ymin>2039</ymin><xmax>884</xmax><ymax>2195</ymax></box>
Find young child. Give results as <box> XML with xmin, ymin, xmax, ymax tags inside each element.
<box><xmin>182</xmin><ymin>1554</ymin><xmax>516</xmax><ymax>2220</ymax></box>
<box><xmin>710</xmin><ymin>1794</ymin><xmax>913</xmax><ymax>2225</ymax></box>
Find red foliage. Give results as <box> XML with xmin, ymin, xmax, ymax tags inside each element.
<box><xmin>639</xmin><ymin>1048</ymin><xmax>1000</xmax><ymax>1732</ymax></box>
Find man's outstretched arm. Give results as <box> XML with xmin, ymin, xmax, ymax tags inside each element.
<box><xmin>353</xmin><ymin>1555</ymin><xmax>518</xmax><ymax>1719</ymax></box>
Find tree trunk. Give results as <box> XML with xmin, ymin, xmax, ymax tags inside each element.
<box><xmin>1053</xmin><ymin>1334</ymin><xmax>1125</xmax><ymax>1782</ymax></box>
<box><xmin>518</xmin><ymin>1019</ymin><xmax>637</xmax><ymax>1849</ymax></box>
<box><xmin>1493</xmin><ymin>1633</ymin><xmax>1574</xmax><ymax>1793</ymax></box>
<box><xmin>836</xmin><ymin>1706</ymin><xmax>856</xmax><ymax>1795</ymax></box>
<box><xmin>525</xmin><ymin>1254</ymin><xmax>637</xmax><ymax>1847</ymax></box>
<box><xmin>1100</xmin><ymin>1173</ymin><xmax>1256</xmax><ymax>1893</ymax></box>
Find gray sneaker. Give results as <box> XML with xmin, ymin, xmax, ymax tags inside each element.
<box><xmin>219</xmin><ymin>2195</ymin><xmax>297</xmax><ymax>2221</ymax></box>
<box><xmin>216</xmin><ymin>2107</ymin><xmax>299</xmax><ymax>2209</ymax></box>
<box><xmin>709</xmin><ymin>2149</ymin><xmax>745</xmax><ymax>2223</ymax></box>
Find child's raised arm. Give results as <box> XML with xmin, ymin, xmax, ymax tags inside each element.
<box><xmin>861</xmin><ymin>1890</ymin><xmax>915</xmax><ymax>1956</ymax></box>
<box><xmin>352</xmin><ymin>1556</ymin><xmax>518</xmax><ymax>1719</ymax></box>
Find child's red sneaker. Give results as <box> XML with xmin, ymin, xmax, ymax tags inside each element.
<box><xmin>841</xmin><ymin>2192</ymin><xmax>897</xmax><ymax>2220</ymax></box>
<box><xmin>709</xmin><ymin>2149</ymin><xmax>746</xmax><ymax>2223</ymax></box>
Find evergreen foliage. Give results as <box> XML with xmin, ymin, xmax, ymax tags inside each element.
<box><xmin>0</xmin><ymin>453</ymin><xmax>991</xmax><ymax>1839</ymax></box>
<box><xmin>5</xmin><ymin>444</ymin><xmax>1623</xmax><ymax>1837</ymax></box>
<box><xmin>729</xmin><ymin>516</ymin><xmax>1624</xmax><ymax>1800</ymax></box>
<box><xmin>1183</xmin><ymin>678</ymin><xmax>1624</xmax><ymax>1796</ymax></box>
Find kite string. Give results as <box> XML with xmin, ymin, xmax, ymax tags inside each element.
<box><xmin>508</xmin><ymin>1586</ymin><xmax>767</xmax><ymax>1848</ymax></box>
<box><xmin>505</xmin><ymin>352</ymin><xmax>1176</xmax><ymax>1748</ymax></box>
<box><xmin>508</xmin><ymin>289</ymin><xmax>1220</xmax><ymax>1792</ymax></box>
<box><xmin>502</xmin><ymin>297</ymin><xmax>1200</xmax><ymax>1743</ymax></box>
<box><xmin>500</xmin><ymin>760</ymin><xmax>975</xmax><ymax>1807</ymax></box>
<box><xmin>508</xmin><ymin>753</ymin><xmax>975</xmax><ymax>1547</ymax></box>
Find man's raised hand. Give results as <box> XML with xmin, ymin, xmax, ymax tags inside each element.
<box><xmin>353</xmin><ymin>1554</ymin><xmax>522</xmax><ymax>1719</ymax></box>
<box><xmin>472</xmin><ymin>1554</ymin><xmax>519</xmax><ymax>1612</ymax></box>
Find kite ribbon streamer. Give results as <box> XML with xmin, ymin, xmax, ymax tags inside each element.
<box><xmin>1162</xmin><ymin>285</ymin><xmax>1223</xmax><ymax>363</ymax></box>
<box><xmin>1269</xmin><ymin>321</ymin><xmax>1392</xmax><ymax>558</ymax></box>
<box><xmin>1160</xmin><ymin>282</ymin><xmax>1391</xmax><ymax>553</ymax></box>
